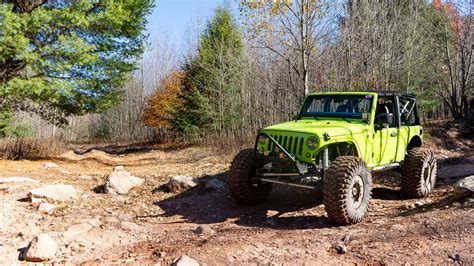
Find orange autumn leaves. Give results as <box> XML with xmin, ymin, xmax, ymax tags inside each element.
<box><xmin>433</xmin><ymin>0</ymin><xmax>465</xmax><ymax>42</ymax></box>
<box><xmin>142</xmin><ymin>71</ymin><xmax>185</xmax><ymax>129</ymax></box>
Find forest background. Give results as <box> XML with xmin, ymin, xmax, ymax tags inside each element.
<box><xmin>0</xmin><ymin>0</ymin><xmax>472</xmax><ymax>156</ymax></box>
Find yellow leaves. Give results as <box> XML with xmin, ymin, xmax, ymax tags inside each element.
<box><xmin>142</xmin><ymin>71</ymin><xmax>185</xmax><ymax>129</ymax></box>
<box><xmin>240</xmin><ymin>0</ymin><xmax>294</xmax><ymax>37</ymax></box>
<box><xmin>240</xmin><ymin>0</ymin><xmax>292</xmax><ymax>13</ymax></box>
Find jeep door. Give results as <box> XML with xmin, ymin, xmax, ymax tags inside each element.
<box><xmin>373</xmin><ymin>96</ymin><xmax>399</xmax><ymax>165</ymax></box>
<box><xmin>395</xmin><ymin>96</ymin><xmax>421</xmax><ymax>161</ymax></box>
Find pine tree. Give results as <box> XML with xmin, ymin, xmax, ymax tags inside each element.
<box><xmin>173</xmin><ymin>6</ymin><xmax>244</xmax><ymax>135</ymax></box>
<box><xmin>0</xmin><ymin>0</ymin><xmax>153</xmax><ymax>124</ymax></box>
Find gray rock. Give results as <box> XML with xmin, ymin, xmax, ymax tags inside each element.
<box><xmin>104</xmin><ymin>168</ymin><xmax>144</xmax><ymax>195</ymax></box>
<box><xmin>204</xmin><ymin>179</ymin><xmax>225</xmax><ymax>191</ymax></box>
<box><xmin>120</xmin><ymin>221</ymin><xmax>142</xmax><ymax>231</ymax></box>
<box><xmin>266</xmin><ymin>210</ymin><xmax>279</xmax><ymax>218</ymax></box>
<box><xmin>38</xmin><ymin>203</ymin><xmax>56</xmax><ymax>214</ymax></box>
<box><xmin>335</xmin><ymin>243</ymin><xmax>347</xmax><ymax>254</ymax></box>
<box><xmin>79</xmin><ymin>175</ymin><xmax>93</xmax><ymax>181</ymax></box>
<box><xmin>166</xmin><ymin>176</ymin><xmax>196</xmax><ymax>193</ymax></box>
<box><xmin>171</xmin><ymin>255</ymin><xmax>200</xmax><ymax>266</ymax></box>
<box><xmin>448</xmin><ymin>253</ymin><xmax>461</xmax><ymax>262</ymax></box>
<box><xmin>84</xmin><ymin>218</ymin><xmax>102</xmax><ymax>228</ymax></box>
<box><xmin>453</xmin><ymin>176</ymin><xmax>474</xmax><ymax>198</ymax></box>
<box><xmin>24</xmin><ymin>234</ymin><xmax>57</xmax><ymax>262</ymax></box>
<box><xmin>414</xmin><ymin>201</ymin><xmax>425</xmax><ymax>207</ymax></box>
<box><xmin>114</xmin><ymin>165</ymin><xmax>125</xmax><ymax>171</ymax></box>
<box><xmin>28</xmin><ymin>184</ymin><xmax>78</xmax><ymax>203</ymax></box>
<box><xmin>60</xmin><ymin>170</ymin><xmax>71</xmax><ymax>175</ymax></box>
<box><xmin>341</xmin><ymin>234</ymin><xmax>351</xmax><ymax>243</ymax></box>
<box><xmin>0</xmin><ymin>177</ymin><xmax>39</xmax><ymax>184</ymax></box>
<box><xmin>63</xmin><ymin>223</ymin><xmax>93</xmax><ymax>241</ymax></box>
<box><xmin>194</xmin><ymin>225</ymin><xmax>216</xmax><ymax>236</ymax></box>
<box><xmin>43</xmin><ymin>162</ymin><xmax>59</xmax><ymax>169</ymax></box>
<box><xmin>404</xmin><ymin>203</ymin><xmax>415</xmax><ymax>210</ymax></box>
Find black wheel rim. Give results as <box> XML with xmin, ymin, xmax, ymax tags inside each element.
<box><xmin>351</xmin><ymin>175</ymin><xmax>364</xmax><ymax>209</ymax></box>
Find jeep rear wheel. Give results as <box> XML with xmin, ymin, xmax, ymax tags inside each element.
<box><xmin>323</xmin><ymin>156</ymin><xmax>372</xmax><ymax>225</ymax></box>
<box><xmin>228</xmin><ymin>149</ymin><xmax>272</xmax><ymax>205</ymax></box>
<box><xmin>401</xmin><ymin>148</ymin><xmax>437</xmax><ymax>198</ymax></box>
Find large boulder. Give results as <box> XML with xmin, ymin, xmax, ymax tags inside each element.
<box><xmin>24</xmin><ymin>234</ymin><xmax>57</xmax><ymax>262</ymax></box>
<box><xmin>166</xmin><ymin>176</ymin><xmax>196</xmax><ymax>193</ymax></box>
<box><xmin>28</xmin><ymin>184</ymin><xmax>78</xmax><ymax>203</ymax></box>
<box><xmin>104</xmin><ymin>166</ymin><xmax>144</xmax><ymax>195</ymax></box>
<box><xmin>453</xmin><ymin>176</ymin><xmax>474</xmax><ymax>198</ymax></box>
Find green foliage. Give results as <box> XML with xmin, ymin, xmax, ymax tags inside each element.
<box><xmin>94</xmin><ymin>121</ymin><xmax>110</xmax><ymax>140</ymax></box>
<box><xmin>0</xmin><ymin>107</ymin><xmax>35</xmax><ymax>137</ymax></box>
<box><xmin>173</xmin><ymin>6</ymin><xmax>244</xmax><ymax>134</ymax></box>
<box><xmin>0</xmin><ymin>0</ymin><xmax>154</xmax><ymax>121</ymax></box>
<box><xmin>4</xmin><ymin>122</ymin><xmax>35</xmax><ymax>137</ymax></box>
<box><xmin>0</xmin><ymin>107</ymin><xmax>14</xmax><ymax>137</ymax></box>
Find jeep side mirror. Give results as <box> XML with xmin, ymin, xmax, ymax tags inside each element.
<box><xmin>377</xmin><ymin>113</ymin><xmax>394</xmax><ymax>127</ymax></box>
<box><xmin>292</xmin><ymin>111</ymin><xmax>300</xmax><ymax>120</ymax></box>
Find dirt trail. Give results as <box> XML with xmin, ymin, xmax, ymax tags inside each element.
<box><xmin>0</xmin><ymin>145</ymin><xmax>472</xmax><ymax>264</ymax></box>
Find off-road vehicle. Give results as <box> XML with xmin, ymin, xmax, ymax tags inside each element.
<box><xmin>228</xmin><ymin>91</ymin><xmax>437</xmax><ymax>225</ymax></box>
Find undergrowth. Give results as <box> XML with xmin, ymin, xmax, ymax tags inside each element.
<box><xmin>0</xmin><ymin>138</ymin><xmax>66</xmax><ymax>160</ymax></box>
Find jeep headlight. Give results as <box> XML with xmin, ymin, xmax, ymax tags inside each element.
<box><xmin>306</xmin><ymin>136</ymin><xmax>318</xmax><ymax>150</ymax></box>
<box><xmin>258</xmin><ymin>134</ymin><xmax>268</xmax><ymax>144</ymax></box>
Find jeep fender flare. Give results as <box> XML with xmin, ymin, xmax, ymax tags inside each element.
<box><xmin>320</xmin><ymin>142</ymin><xmax>360</xmax><ymax>158</ymax></box>
<box><xmin>407</xmin><ymin>136</ymin><xmax>422</xmax><ymax>150</ymax></box>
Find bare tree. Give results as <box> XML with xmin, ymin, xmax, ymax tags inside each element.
<box><xmin>431</xmin><ymin>0</ymin><xmax>473</xmax><ymax>119</ymax></box>
<box><xmin>240</xmin><ymin>0</ymin><xmax>337</xmax><ymax>99</ymax></box>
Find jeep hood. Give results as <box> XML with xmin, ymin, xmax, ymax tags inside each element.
<box><xmin>261</xmin><ymin>119</ymin><xmax>368</xmax><ymax>138</ymax></box>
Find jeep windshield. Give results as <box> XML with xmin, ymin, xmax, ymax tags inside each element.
<box><xmin>300</xmin><ymin>94</ymin><xmax>373</xmax><ymax>120</ymax></box>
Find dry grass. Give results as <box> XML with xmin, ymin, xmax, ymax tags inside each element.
<box><xmin>0</xmin><ymin>138</ymin><xmax>66</xmax><ymax>160</ymax></box>
<box><xmin>201</xmin><ymin>130</ymin><xmax>255</xmax><ymax>155</ymax></box>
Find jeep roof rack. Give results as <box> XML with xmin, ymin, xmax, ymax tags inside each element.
<box><xmin>309</xmin><ymin>91</ymin><xmax>417</xmax><ymax>98</ymax></box>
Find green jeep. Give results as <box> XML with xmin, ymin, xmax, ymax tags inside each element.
<box><xmin>228</xmin><ymin>91</ymin><xmax>437</xmax><ymax>225</ymax></box>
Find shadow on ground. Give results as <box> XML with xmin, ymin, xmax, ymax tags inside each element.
<box><xmin>73</xmin><ymin>142</ymin><xmax>154</xmax><ymax>156</ymax></box>
<box><xmin>426</xmin><ymin>120</ymin><xmax>474</xmax><ymax>153</ymax></box>
<box><xmin>71</xmin><ymin>141</ymin><xmax>197</xmax><ymax>156</ymax></box>
<box><xmin>154</xmin><ymin>174</ymin><xmax>331</xmax><ymax>230</ymax></box>
<box><xmin>152</xmin><ymin>170</ymin><xmax>427</xmax><ymax>230</ymax></box>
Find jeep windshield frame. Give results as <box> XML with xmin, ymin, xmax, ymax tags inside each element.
<box><xmin>299</xmin><ymin>94</ymin><xmax>374</xmax><ymax>122</ymax></box>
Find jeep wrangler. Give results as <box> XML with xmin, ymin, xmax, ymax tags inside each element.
<box><xmin>228</xmin><ymin>91</ymin><xmax>437</xmax><ymax>225</ymax></box>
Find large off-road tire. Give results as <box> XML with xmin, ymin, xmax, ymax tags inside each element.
<box><xmin>323</xmin><ymin>156</ymin><xmax>372</xmax><ymax>225</ymax></box>
<box><xmin>401</xmin><ymin>148</ymin><xmax>437</xmax><ymax>198</ymax></box>
<box><xmin>228</xmin><ymin>149</ymin><xmax>272</xmax><ymax>205</ymax></box>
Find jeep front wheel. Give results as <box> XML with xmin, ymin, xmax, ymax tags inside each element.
<box><xmin>401</xmin><ymin>148</ymin><xmax>437</xmax><ymax>198</ymax></box>
<box><xmin>228</xmin><ymin>149</ymin><xmax>272</xmax><ymax>205</ymax></box>
<box><xmin>323</xmin><ymin>156</ymin><xmax>372</xmax><ymax>225</ymax></box>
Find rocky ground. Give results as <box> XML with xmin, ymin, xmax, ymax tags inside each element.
<box><xmin>0</xmin><ymin>139</ymin><xmax>473</xmax><ymax>264</ymax></box>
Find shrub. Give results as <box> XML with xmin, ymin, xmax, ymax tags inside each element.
<box><xmin>143</xmin><ymin>70</ymin><xmax>185</xmax><ymax>129</ymax></box>
<box><xmin>0</xmin><ymin>138</ymin><xmax>66</xmax><ymax>160</ymax></box>
<box><xmin>4</xmin><ymin>123</ymin><xmax>36</xmax><ymax>138</ymax></box>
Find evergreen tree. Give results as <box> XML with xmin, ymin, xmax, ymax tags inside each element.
<box><xmin>0</xmin><ymin>107</ymin><xmax>14</xmax><ymax>137</ymax></box>
<box><xmin>0</xmin><ymin>0</ymin><xmax>153</xmax><ymax>124</ymax></box>
<box><xmin>173</xmin><ymin>6</ymin><xmax>244</xmax><ymax>135</ymax></box>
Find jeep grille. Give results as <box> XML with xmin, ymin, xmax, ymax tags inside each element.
<box><xmin>268</xmin><ymin>134</ymin><xmax>305</xmax><ymax>156</ymax></box>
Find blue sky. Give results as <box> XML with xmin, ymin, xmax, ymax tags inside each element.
<box><xmin>146</xmin><ymin>0</ymin><xmax>239</xmax><ymax>52</ymax></box>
